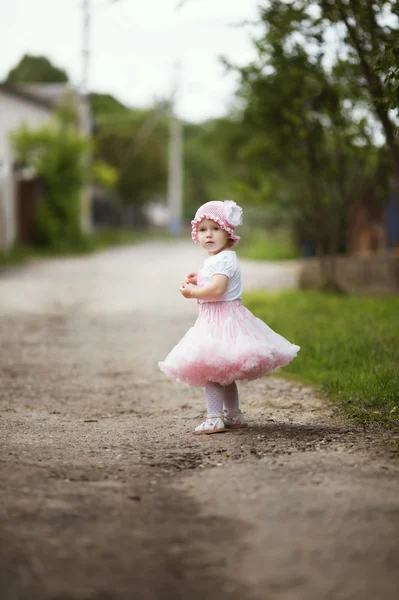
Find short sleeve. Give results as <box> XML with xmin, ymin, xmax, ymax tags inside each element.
<box><xmin>206</xmin><ymin>253</ymin><xmax>236</xmax><ymax>279</ymax></box>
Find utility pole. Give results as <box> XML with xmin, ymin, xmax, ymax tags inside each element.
<box><xmin>81</xmin><ymin>0</ymin><xmax>90</xmax><ymax>102</ymax></box>
<box><xmin>80</xmin><ymin>0</ymin><xmax>92</xmax><ymax>233</ymax></box>
<box><xmin>80</xmin><ymin>0</ymin><xmax>125</xmax><ymax>233</ymax></box>
<box><xmin>167</xmin><ymin>65</ymin><xmax>183</xmax><ymax>235</ymax></box>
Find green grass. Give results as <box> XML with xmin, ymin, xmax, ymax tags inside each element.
<box><xmin>0</xmin><ymin>244</ymin><xmax>37</xmax><ymax>269</ymax></box>
<box><xmin>243</xmin><ymin>290</ymin><xmax>399</xmax><ymax>426</ymax></box>
<box><xmin>237</xmin><ymin>228</ymin><xmax>300</xmax><ymax>261</ymax></box>
<box><xmin>0</xmin><ymin>229</ymin><xmax>147</xmax><ymax>270</ymax></box>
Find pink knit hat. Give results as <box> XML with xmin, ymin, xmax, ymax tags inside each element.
<box><xmin>191</xmin><ymin>200</ymin><xmax>243</xmax><ymax>247</ymax></box>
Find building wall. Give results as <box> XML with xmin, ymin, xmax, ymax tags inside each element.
<box><xmin>0</xmin><ymin>166</ymin><xmax>16</xmax><ymax>250</ymax></box>
<box><xmin>0</xmin><ymin>92</ymin><xmax>52</xmax><ymax>250</ymax></box>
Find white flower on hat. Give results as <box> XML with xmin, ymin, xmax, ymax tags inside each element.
<box><xmin>224</xmin><ymin>200</ymin><xmax>243</xmax><ymax>227</ymax></box>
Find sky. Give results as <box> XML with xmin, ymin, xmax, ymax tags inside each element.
<box><xmin>0</xmin><ymin>0</ymin><xmax>261</xmax><ymax>122</ymax></box>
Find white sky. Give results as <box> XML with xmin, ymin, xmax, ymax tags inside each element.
<box><xmin>0</xmin><ymin>0</ymin><xmax>261</xmax><ymax>122</ymax></box>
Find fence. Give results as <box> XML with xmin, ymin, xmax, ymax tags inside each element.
<box><xmin>299</xmin><ymin>252</ymin><xmax>399</xmax><ymax>295</ymax></box>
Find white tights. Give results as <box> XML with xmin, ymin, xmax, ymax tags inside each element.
<box><xmin>205</xmin><ymin>382</ymin><xmax>239</xmax><ymax>415</ymax></box>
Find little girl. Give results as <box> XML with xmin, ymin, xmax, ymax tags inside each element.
<box><xmin>159</xmin><ymin>200</ymin><xmax>300</xmax><ymax>435</ymax></box>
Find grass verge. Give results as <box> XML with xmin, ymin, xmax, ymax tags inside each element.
<box><xmin>243</xmin><ymin>290</ymin><xmax>399</xmax><ymax>426</ymax></box>
<box><xmin>237</xmin><ymin>228</ymin><xmax>300</xmax><ymax>261</ymax></box>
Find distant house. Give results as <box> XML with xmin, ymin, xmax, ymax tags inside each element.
<box><xmin>0</xmin><ymin>83</ymin><xmax>87</xmax><ymax>250</ymax></box>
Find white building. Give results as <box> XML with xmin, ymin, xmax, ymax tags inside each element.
<box><xmin>0</xmin><ymin>84</ymin><xmax>87</xmax><ymax>250</ymax></box>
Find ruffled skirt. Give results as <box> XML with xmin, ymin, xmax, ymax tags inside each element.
<box><xmin>158</xmin><ymin>300</ymin><xmax>300</xmax><ymax>387</ymax></box>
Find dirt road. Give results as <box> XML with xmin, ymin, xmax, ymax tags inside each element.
<box><xmin>1</xmin><ymin>241</ymin><xmax>398</xmax><ymax>600</ymax></box>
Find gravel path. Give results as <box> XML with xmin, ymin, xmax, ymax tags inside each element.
<box><xmin>0</xmin><ymin>241</ymin><xmax>398</xmax><ymax>600</ymax></box>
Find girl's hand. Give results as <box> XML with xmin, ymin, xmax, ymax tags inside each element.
<box><xmin>180</xmin><ymin>283</ymin><xmax>193</xmax><ymax>299</ymax></box>
<box><xmin>185</xmin><ymin>271</ymin><xmax>198</xmax><ymax>285</ymax></box>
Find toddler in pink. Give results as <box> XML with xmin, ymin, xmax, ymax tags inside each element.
<box><xmin>158</xmin><ymin>200</ymin><xmax>300</xmax><ymax>435</ymax></box>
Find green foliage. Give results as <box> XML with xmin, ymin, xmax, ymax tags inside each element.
<box><xmin>244</xmin><ymin>290</ymin><xmax>399</xmax><ymax>426</ymax></box>
<box><xmin>5</xmin><ymin>54</ymin><xmax>68</xmax><ymax>83</ymax></box>
<box><xmin>0</xmin><ymin>244</ymin><xmax>38</xmax><ymax>270</ymax></box>
<box><xmin>183</xmin><ymin>118</ymin><xmax>252</xmax><ymax>218</ymax></box>
<box><xmin>90</xmin><ymin>92</ymin><xmax>129</xmax><ymax>118</ymax></box>
<box><xmin>91</xmin><ymin>93</ymin><xmax>165</xmax><ymax>131</ymax></box>
<box><xmin>54</xmin><ymin>91</ymin><xmax>81</xmax><ymax>128</ymax></box>
<box><xmin>95</xmin><ymin>126</ymin><xmax>167</xmax><ymax>207</ymax></box>
<box><xmin>316</xmin><ymin>0</ymin><xmax>399</xmax><ymax>165</ymax></box>
<box><xmin>235</xmin><ymin>15</ymin><xmax>355</xmax><ymax>253</ymax></box>
<box><xmin>93</xmin><ymin>99</ymin><xmax>169</xmax><ymax>214</ymax></box>
<box><xmin>183</xmin><ymin>122</ymin><xmax>226</xmax><ymax>217</ymax></box>
<box><xmin>5</xmin><ymin>54</ymin><xmax>93</xmax><ymax>248</ymax></box>
<box><xmin>93</xmin><ymin>160</ymin><xmax>118</xmax><ymax>191</ymax></box>
<box><xmin>372</xmin><ymin>41</ymin><xmax>399</xmax><ymax>112</ymax></box>
<box><xmin>5</xmin><ymin>9</ymin><xmax>398</xmax><ymax>247</ymax></box>
<box><xmin>11</xmin><ymin>122</ymin><xmax>90</xmax><ymax>249</ymax></box>
<box><xmin>181</xmin><ymin>0</ymin><xmax>398</xmax><ymax>249</ymax></box>
<box><xmin>90</xmin><ymin>93</ymin><xmax>168</xmax><ymax>222</ymax></box>
<box><xmin>219</xmin><ymin>0</ymin><xmax>397</xmax><ymax>275</ymax></box>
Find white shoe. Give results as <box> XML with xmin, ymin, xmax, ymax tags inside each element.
<box><xmin>194</xmin><ymin>413</ymin><xmax>227</xmax><ymax>435</ymax></box>
<box><xmin>222</xmin><ymin>409</ymin><xmax>248</xmax><ymax>429</ymax></box>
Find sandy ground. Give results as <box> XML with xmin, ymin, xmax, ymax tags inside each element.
<box><xmin>0</xmin><ymin>240</ymin><xmax>398</xmax><ymax>600</ymax></box>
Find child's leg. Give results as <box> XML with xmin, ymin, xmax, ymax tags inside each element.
<box><xmin>205</xmin><ymin>381</ymin><xmax>224</xmax><ymax>414</ymax></box>
<box><xmin>223</xmin><ymin>382</ymin><xmax>239</xmax><ymax>411</ymax></box>
<box><xmin>223</xmin><ymin>382</ymin><xmax>248</xmax><ymax>429</ymax></box>
<box><xmin>194</xmin><ymin>382</ymin><xmax>226</xmax><ymax>435</ymax></box>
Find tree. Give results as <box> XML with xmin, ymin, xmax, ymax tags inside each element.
<box><xmin>90</xmin><ymin>93</ymin><xmax>129</xmax><ymax>118</ymax></box>
<box><xmin>316</xmin><ymin>0</ymin><xmax>399</xmax><ymax>171</ymax></box>
<box><xmin>95</xmin><ymin>123</ymin><xmax>167</xmax><ymax>224</ymax></box>
<box><xmin>223</xmin><ymin>0</ymin><xmax>391</xmax><ymax>288</ymax></box>
<box><xmin>183</xmin><ymin>118</ymin><xmax>247</xmax><ymax>219</ymax></box>
<box><xmin>5</xmin><ymin>54</ymin><xmax>69</xmax><ymax>84</ymax></box>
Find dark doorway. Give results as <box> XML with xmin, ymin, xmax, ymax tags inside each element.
<box><xmin>17</xmin><ymin>177</ymin><xmax>43</xmax><ymax>244</ymax></box>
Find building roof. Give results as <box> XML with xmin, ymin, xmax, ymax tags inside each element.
<box><xmin>0</xmin><ymin>83</ymin><xmax>55</xmax><ymax>110</ymax></box>
<box><xmin>16</xmin><ymin>83</ymin><xmax>79</xmax><ymax>106</ymax></box>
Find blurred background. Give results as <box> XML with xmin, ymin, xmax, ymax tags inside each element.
<box><xmin>0</xmin><ymin>0</ymin><xmax>398</xmax><ymax>293</ymax></box>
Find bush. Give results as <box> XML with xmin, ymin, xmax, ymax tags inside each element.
<box><xmin>11</xmin><ymin>121</ymin><xmax>90</xmax><ymax>249</ymax></box>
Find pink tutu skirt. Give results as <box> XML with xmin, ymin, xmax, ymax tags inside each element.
<box><xmin>158</xmin><ymin>300</ymin><xmax>300</xmax><ymax>387</ymax></box>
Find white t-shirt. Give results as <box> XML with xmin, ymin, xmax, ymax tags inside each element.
<box><xmin>199</xmin><ymin>250</ymin><xmax>242</xmax><ymax>303</ymax></box>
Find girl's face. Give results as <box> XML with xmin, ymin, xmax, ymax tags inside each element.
<box><xmin>197</xmin><ymin>218</ymin><xmax>230</xmax><ymax>255</ymax></box>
